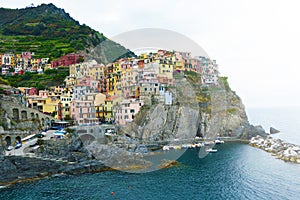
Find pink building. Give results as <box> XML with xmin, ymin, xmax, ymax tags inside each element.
<box><xmin>70</xmin><ymin>100</ymin><xmax>98</xmax><ymax>125</ymax></box>
<box><xmin>51</xmin><ymin>53</ymin><xmax>85</xmax><ymax>68</ymax></box>
<box><xmin>21</xmin><ymin>52</ymin><xmax>32</xmax><ymax>60</ymax></box>
<box><xmin>39</xmin><ymin>90</ymin><xmax>49</xmax><ymax>98</ymax></box>
<box><xmin>114</xmin><ymin>99</ymin><xmax>144</xmax><ymax>125</ymax></box>
<box><xmin>76</xmin><ymin>76</ymin><xmax>99</xmax><ymax>90</ymax></box>
<box><xmin>23</xmin><ymin>87</ymin><xmax>38</xmax><ymax>96</ymax></box>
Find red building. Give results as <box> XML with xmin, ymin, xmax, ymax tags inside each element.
<box><xmin>51</xmin><ymin>53</ymin><xmax>85</xmax><ymax>68</ymax></box>
<box><xmin>23</xmin><ymin>87</ymin><xmax>38</xmax><ymax>96</ymax></box>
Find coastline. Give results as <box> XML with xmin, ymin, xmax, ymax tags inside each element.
<box><xmin>0</xmin><ymin>137</ymin><xmax>241</xmax><ymax>188</ymax></box>
<box><xmin>0</xmin><ymin>156</ymin><xmax>114</xmax><ymax>188</ymax></box>
<box><xmin>249</xmin><ymin>135</ymin><xmax>300</xmax><ymax>164</ymax></box>
<box><xmin>3</xmin><ymin>135</ymin><xmax>299</xmax><ymax>188</ymax></box>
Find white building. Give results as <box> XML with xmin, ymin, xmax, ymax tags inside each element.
<box><xmin>164</xmin><ymin>91</ymin><xmax>173</xmax><ymax>105</ymax></box>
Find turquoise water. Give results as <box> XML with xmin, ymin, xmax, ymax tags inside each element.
<box><xmin>1</xmin><ymin>107</ymin><xmax>300</xmax><ymax>199</ymax></box>
<box><xmin>1</xmin><ymin>143</ymin><xmax>300</xmax><ymax>199</ymax></box>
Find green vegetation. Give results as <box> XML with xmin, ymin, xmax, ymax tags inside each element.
<box><xmin>227</xmin><ymin>108</ymin><xmax>237</xmax><ymax>114</ymax></box>
<box><xmin>219</xmin><ymin>76</ymin><xmax>230</xmax><ymax>91</ymax></box>
<box><xmin>134</xmin><ymin>105</ymin><xmax>151</xmax><ymax>126</ymax></box>
<box><xmin>0</xmin><ymin>4</ymin><xmax>134</xmax><ymax>62</ymax></box>
<box><xmin>0</xmin><ymin>67</ymin><xmax>69</xmax><ymax>90</ymax></box>
<box><xmin>184</xmin><ymin>70</ymin><xmax>201</xmax><ymax>84</ymax></box>
<box><xmin>0</xmin><ymin>77</ymin><xmax>9</xmax><ymax>85</ymax></box>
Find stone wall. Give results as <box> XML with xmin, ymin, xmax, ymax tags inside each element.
<box><xmin>0</xmin><ymin>94</ymin><xmax>58</xmax><ymax>131</ymax></box>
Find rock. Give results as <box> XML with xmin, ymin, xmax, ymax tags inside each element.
<box><xmin>0</xmin><ymin>126</ymin><xmax>4</xmax><ymax>133</ymax></box>
<box><xmin>158</xmin><ymin>159</ymin><xmax>178</xmax><ymax>169</ymax></box>
<box><xmin>270</xmin><ymin>127</ymin><xmax>280</xmax><ymax>134</ymax></box>
<box><xmin>250</xmin><ymin>135</ymin><xmax>300</xmax><ymax>164</ymax></box>
<box><xmin>85</xmin><ymin>142</ymin><xmax>151</xmax><ymax>170</ymax></box>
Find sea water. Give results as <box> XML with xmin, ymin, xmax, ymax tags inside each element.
<box><xmin>1</xmin><ymin>107</ymin><xmax>300</xmax><ymax>200</ymax></box>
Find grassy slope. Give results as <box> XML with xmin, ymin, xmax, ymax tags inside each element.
<box><xmin>0</xmin><ymin>67</ymin><xmax>69</xmax><ymax>90</ymax></box>
<box><xmin>0</xmin><ymin>4</ymin><xmax>134</xmax><ymax>62</ymax></box>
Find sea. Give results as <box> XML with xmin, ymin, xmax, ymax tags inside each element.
<box><xmin>1</xmin><ymin>107</ymin><xmax>300</xmax><ymax>200</ymax></box>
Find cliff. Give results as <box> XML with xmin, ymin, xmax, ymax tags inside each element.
<box><xmin>121</xmin><ymin>71</ymin><xmax>266</xmax><ymax>143</ymax></box>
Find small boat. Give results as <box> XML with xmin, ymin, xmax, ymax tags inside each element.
<box><xmin>7</xmin><ymin>145</ymin><xmax>13</xmax><ymax>151</ymax></box>
<box><xmin>104</xmin><ymin>129</ymin><xmax>114</xmax><ymax>136</ymax></box>
<box><xmin>181</xmin><ymin>144</ymin><xmax>188</xmax><ymax>148</ymax></box>
<box><xmin>194</xmin><ymin>143</ymin><xmax>202</xmax><ymax>148</ymax></box>
<box><xmin>215</xmin><ymin>139</ymin><xmax>225</xmax><ymax>144</ymax></box>
<box><xmin>163</xmin><ymin>146</ymin><xmax>170</xmax><ymax>151</ymax></box>
<box><xmin>206</xmin><ymin>148</ymin><xmax>217</xmax><ymax>153</ymax></box>
<box><xmin>15</xmin><ymin>142</ymin><xmax>22</xmax><ymax>149</ymax></box>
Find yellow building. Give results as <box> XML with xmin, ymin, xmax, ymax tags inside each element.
<box><xmin>30</xmin><ymin>58</ymin><xmax>39</xmax><ymax>68</ymax></box>
<box><xmin>94</xmin><ymin>93</ymin><xmax>106</xmax><ymax>122</ymax></box>
<box><xmin>104</xmin><ymin>99</ymin><xmax>113</xmax><ymax>121</ymax></box>
<box><xmin>44</xmin><ymin>64</ymin><xmax>51</xmax><ymax>71</ymax></box>
<box><xmin>154</xmin><ymin>56</ymin><xmax>175</xmax><ymax>85</ymax></box>
<box><xmin>42</xmin><ymin>97</ymin><xmax>60</xmax><ymax>118</ymax></box>
<box><xmin>112</xmin><ymin>62</ymin><xmax>122</xmax><ymax>96</ymax></box>
<box><xmin>107</xmin><ymin>64</ymin><xmax>114</xmax><ymax>96</ymax></box>
<box><xmin>64</xmin><ymin>76</ymin><xmax>76</xmax><ymax>86</ymax></box>
<box><xmin>60</xmin><ymin>95</ymin><xmax>72</xmax><ymax>119</ymax></box>
<box><xmin>89</xmin><ymin>64</ymin><xmax>106</xmax><ymax>81</ymax></box>
<box><xmin>27</xmin><ymin>97</ymin><xmax>47</xmax><ymax>112</ymax></box>
<box><xmin>104</xmin><ymin>95</ymin><xmax>122</xmax><ymax>122</ymax></box>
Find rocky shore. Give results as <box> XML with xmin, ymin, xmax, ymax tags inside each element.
<box><xmin>250</xmin><ymin>135</ymin><xmax>300</xmax><ymax>164</ymax></box>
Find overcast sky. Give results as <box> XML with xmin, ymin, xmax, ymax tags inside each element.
<box><xmin>1</xmin><ymin>0</ymin><xmax>300</xmax><ymax>108</ymax></box>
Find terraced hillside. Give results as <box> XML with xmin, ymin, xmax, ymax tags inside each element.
<box><xmin>0</xmin><ymin>3</ymin><xmax>134</xmax><ymax>62</ymax></box>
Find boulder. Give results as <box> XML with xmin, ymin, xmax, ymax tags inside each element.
<box><xmin>270</xmin><ymin>127</ymin><xmax>280</xmax><ymax>134</ymax></box>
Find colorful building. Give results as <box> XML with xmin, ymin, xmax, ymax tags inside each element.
<box><xmin>114</xmin><ymin>99</ymin><xmax>144</xmax><ymax>125</ymax></box>
<box><xmin>51</xmin><ymin>53</ymin><xmax>85</xmax><ymax>68</ymax></box>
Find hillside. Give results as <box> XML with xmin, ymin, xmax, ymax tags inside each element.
<box><xmin>0</xmin><ymin>3</ymin><xmax>134</xmax><ymax>63</ymax></box>
<box><xmin>2</xmin><ymin>67</ymin><xmax>69</xmax><ymax>90</ymax></box>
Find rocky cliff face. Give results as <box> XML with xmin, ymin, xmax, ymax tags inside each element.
<box><xmin>122</xmin><ymin>73</ymin><xmax>266</xmax><ymax>141</ymax></box>
<box><xmin>199</xmin><ymin>82</ymin><xmax>267</xmax><ymax>140</ymax></box>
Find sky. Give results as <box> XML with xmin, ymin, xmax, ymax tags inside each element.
<box><xmin>1</xmin><ymin>0</ymin><xmax>300</xmax><ymax>108</ymax></box>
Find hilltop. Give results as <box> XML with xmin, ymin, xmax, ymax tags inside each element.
<box><xmin>0</xmin><ymin>3</ymin><xmax>134</xmax><ymax>62</ymax></box>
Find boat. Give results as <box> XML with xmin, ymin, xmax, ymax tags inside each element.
<box><xmin>7</xmin><ymin>145</ymin><xmax>13</xmax><ymax>151</ymax></box>
<box><xmin>15</xmin><ymin>142</ymin><xmax>22</xmax><ymax>149</ymax></box>
<box><xmin>162</xmin><ymin>146</ymin><xmax>170</xmax><ymax>151</ymax></box>
<box><xmin>206</xmin><ymin>148</ymin><xmax>217</xmax><ymax>153</ymax></box>
<box><xmin>104</xmin><ymin>129</ymin><xmax>115</xmax><ymax>136</ymax></box>
<box><xmin>215</xmin><ymin>139</ymin><xmax>225</xmax><ymax>144</ymax></box>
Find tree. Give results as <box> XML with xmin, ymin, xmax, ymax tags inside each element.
<box><xmin>77</xmin><ymin>57</ymin><xmax>84</xmax><ymax>63</ymax></box>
